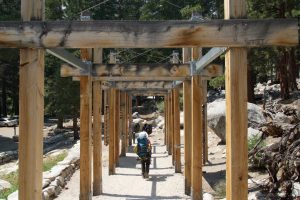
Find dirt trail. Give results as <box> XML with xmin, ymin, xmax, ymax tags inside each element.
<box><xmin>56</xmin><ymin>131</ymin><xmax>191</xmax><ymax>200</ymax></box>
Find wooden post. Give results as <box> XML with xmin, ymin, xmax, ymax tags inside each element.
<box><xmin>19</xmin><ymin>1</ymin><xmax>44</xmax><ymax>199</ymax></box>
<box><xmin>104</xmin><ymin>90</ymin><xmax>109</xmax><ymax>146</ymax></box>
<box><xmin>93</xmin><ymin>48</ymin><xmax>103</xmax><ymax>196</ymax></box>
<box><xmin>124</xmin><ymin>93</ymin><xmax>128</xmax><ymax>151</ymax></box>
<box><xmin>202</xmin><ymin>81</ymin><xmax>208</xmax><ymax>165</ymax></box>
<box><xmin>120</xmin><ymin>92</ymin><xmax>126</xmax><ymax>156</ymax></box>
<box><xmin>79</xmin><ymin>76</ymin><xmax>92</xmax><ymax>200</ymax></box>
<box><xmin>225</xmin><ymin>0</ymin><xmax>248</xmax><ymax>199</ymax></box>
<box><xmin>109</xmin><ymin>88</ymin><xmax>116</xmax><ymax>175</ymax></box>
<box><xmin>128</xmin><ymin>95</ymin><xmax>133</xmax><ymax>146</ymax></box>
<box><xmin>164</xmin><ymin>95</ymin><xmax>168</xmax><ymax>146</ymax></box>
<box><xmin>183</xmin><ymin>47</ymin><xmax>192</xmax><ymax>195</ymax></box>
<box><xmin>115</xmin><ymin>90</ymin><xmax>120</xmax><ymax>166</ymax></box>
<box><xmin>167</xmin><ymin>93</ymin><xmax>173</xmax><ymax>155</ymax></box>
<box><xmin>173</xmin><ymin>87</ymin><xmax>181</xmax><ymax>173</ymax></box>
<box><xmin>191</xmin><ymin>75</ymin><xmax>203</xmax><ymax>200</ymax></box>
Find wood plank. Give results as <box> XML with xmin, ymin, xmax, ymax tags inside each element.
<box><xmin>109</xmin><ymin>88</ymin><xmax>116</xmax><ymax>175</ymax></box>
<box><xmin>120</xmin><ymin>92</ymin><xmax>126</xmax><ymax>156</ymax></box>
<box><xmin>195</xmin><ymin>47</ymin><xmax>228</xmax><ymax>71</ymax></box>
<box><xmin>61</xmin><ymin>63</ymin><xmax>190</xmax><ymax>78</ymax></box>
<box><xmin>94</xmin><ymin>76</ymin><xmax>187</xmax><ymax>81</ymax></box>
<box><xmin>79</xmin><ymin>76</ymin><xmax>92</xmax><ymax>200</ymax></box>
<box><xmin>173</xmin><ymin>88</ymin><xmax>181</xmax><ymax>173</ymax></box>
<box><xmin>0</xmin><ymin>19</ymin><xmax>298</xmax><ymax>48</ymax></box>
<box><xmin>115</xmin><ymin>90</ymin><xmax>120</xmax><ymax>166</ymax></box>
<box><xmin>124</xmin><ymin>93</ymin><xmax>129</xmax><ymax>151</ymax></box>
<box><xmin>225</xmin><ymin>0</ymin><xmax>248</xmax><ymax>199</ymax></box>
<box><xmin>164</xmin><ymin>96</ymin><xmax>167</xmax><ymax>146</ymax></box>
<box><xmin>92</xmin><ymin>48</ymin><xmax>103</xmax><ymax>196</ymax></box>
<box><xmin>19</xmin><ymin>0</ymin><xmax>44</xmax><ymax>199</ymax></box>
<box><xmin>191</xmin><ymin>75</ymin><xmax>203</xmax><ymax>200</ymax></box>
<box><xmin>171</xmin><ymin>90</ymin><xmax>175</xmax><ymax>164</ymax></box>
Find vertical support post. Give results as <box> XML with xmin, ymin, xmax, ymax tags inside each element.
<box><xmin>225</xmin><ymin>0</ymin><xmax>248</xmax><ymax>199</ymax></box>
<box><xmin>120</xmin><ymin>92</ymin><xmax>126</xmax><ymax>156</ymax></box>
<box><xmin>202</xmin><ymin>81</ymin><xmax>208</xmax><ymax>165</ymax></box>
<box><xmin>191</xmin><ymin>75</ymin><xmax>203</xmax><ymax>200</ymax></box>
<box><xmin>79</xmin><ymin>76</ymin><xmax>92</xmax><ymax>200</ymax></box>
<box><xmin>183</xmin><ymin>47</ymin><xmax>192</xmax><ymax>195</ymax></box>
<box><xmin>173</xmin><ymin>88</ymin><xmax>181</xmax><ymax>173</ymax></box>
<box><xmin>128</xmin><ymin>95</ymin><xmax>133</xmax><ymax>146</ymax></box>
<box><xmin>164</xmin><ymin>95</ymin><xmax>168</xmax><ymax>146</ymax></box>
<box><xmin>104</xmin><ymin>90</ymin><xmax>109</xmax><ymax>146</ymax></box>
<box><xmin>109</xmin><ymin>88</ymin><xmax>116</xmax><ymax>175</ymax></box>
<box><xmin>93</xmin><ymin>48</ymin><xmax>103</xmax><ymax>196</ymax></box>
<box><xmin>124</xmin><ymin>93</ymin><xmax>128</xmax><ymax>151</ymax></box>
<box><xmin>19</xmin><ymin>1</ymin><xmax>44</xmax><ymax>199</ymax></box>
<box><xmin>167</xmin><ymin>93</ymin><xmax>173</xmax><ymax>155</ymax></box>
<box><xmin>115</xmin><ymin>90</ymin><xmax>120</xmax><ymax>166</ymax></box>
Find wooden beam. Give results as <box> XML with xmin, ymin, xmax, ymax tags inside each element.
<box><xmin>109</xmin><ymin>88</ymin><xmax>116</xmax><ymax>175</ymax></box>
<box><xmin>0</xmin><ymin>19</ymin><xmax>298</xmax><ymax>48</ymax></box>
<box><xmin>94</xmin><ymin>76</ymin><xmax>187</xmax><ymax>81</ymax></box>
<box><xmin>225</xmin><ymin>0</ymin><xmax>248</xmax><ymax>199</ymax></box>
<box><xmin>61</xmin><ymin>63</ymin><xmax>190</xmax><ymax>78</ymax></box>
<box><xmin>129</xmin><ymin>91</ymin><xmax>169</xmax><ymax>96</ymax></box>
<box><xmin>79</xmin><ymin>76</ymin><xmax>92</xmax><ymax>200</ymax></box>
<box><xmin>92</xmin><ymin>48</ymin><xmax>103</xmax><ymax>196</ymax></box>
<box><xmin>164</xmin><ymin>96</ymin><xmax>167</xmax><ymax>146</ymax></box>
<box><xmin>19</xmin><ymin>0</ymin><xmax>44</xmax><ymax>199</ymax></box>
<box><xmin>173</xmin><ymin>88</ymin><xmax>181</xmax><ymax>173</ymax></box>
<box><xmin>191</xmin><ymin>75</ymin><xmax>203</xmax><ymax>200</ymax></box>
<box><xmin>115</xmin><ymin>90</ymin><xmax>120</xmax><ymax>166</ymax></box>
<box><xmin>124</xmin><ymin>93</ymin><xmax>129</xmax><ymax>151</ymax></box>
<box><xmin>107</xmin><ymin>81</ymin><xmax>174</xmax><ymax>90</ymax></box>
<box><xmin>120</xmin><ymin>92</ymin><xmax>126</xmax><ymax>156</ymax></box>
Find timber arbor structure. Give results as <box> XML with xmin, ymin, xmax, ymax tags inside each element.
<box><xmin>0</xmin><ymin>0</ymin><xmax>298</xmax><ymax>199</ymax></box>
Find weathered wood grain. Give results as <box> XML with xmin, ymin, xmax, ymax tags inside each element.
<box><xmin>0</xmin><ymin>19</ymin><xmax>298</xmax><ymax>48</ymax></box>
<box><xmin>109</xmin><ymin>88</ymin><xmax>116</xmax><ymax>175</ymax></box>
<box><xmin>173</xmin><ymin>88</ymin><xmax>181</xmax><ymax>173</ymax></box>
<box><xmin>19</xmin><ymin>0</ymin><xmax>44</xmax><ymax>199</ymax></box>
<box><xmin>225</xmin><ymin>0</ymin><xmax>248</xmax><ymax>199</ymax></box>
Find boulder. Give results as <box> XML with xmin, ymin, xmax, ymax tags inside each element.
<box><xmin>132</xmin><ymin>112</ymin><xmax>139</xmax><ymax>119</ymax></box>
<box><xmin>207</xmin><ymin>100</ymin><xmax>266</xmax><ymax>143</ymax></box>
<box><xmin>7</xmin><ymin>191</ymin><xmax>18</xmax><ymax>200</ymax></box>
<box><xmin>248</xmin><ymin>127</ymin><xmax>262</xmax><ymax>139</ymax></box>
<box><xmin>203</xmin><ymin>193</ymin><xmax>214</xmax><ymax>200</ymax></box>
<box><xmin>0</xmin><ymin>179</ymin><xmax>11</xmax><ymax>192</ymax></box>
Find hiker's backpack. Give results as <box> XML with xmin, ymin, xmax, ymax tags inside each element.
<box><xmin>137</xmin><ymin>137</ymin><xmax>151</xmax><ymax>158</ymax></box>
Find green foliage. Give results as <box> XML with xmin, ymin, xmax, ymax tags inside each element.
<box><xmin>0</xmin><ymin>171</ymin><xmax>18</xmax><ymax>199</ymax></box>
<box><xmin>43</xmin><ymin>151</ymin><xmax>68</xmax><ymax>172</ymax></box>
<box><xmin>213</xmin><ymin>179</ymin><xmax>226</xmax><ymax>198</ymax></box>
<box><xmin>209</xmin><ymin>75</ymin><xmax>225</xmax><ymax>89</ymax></box>
<box><xmin>157</xmin><ymin>101</ymin><xmax>164</xmax><ymax>113</ymax></box>
<box><xmin>248</xmin><ymin>134</ymin><xmax>266</xmax><ymax>168</ymax></box>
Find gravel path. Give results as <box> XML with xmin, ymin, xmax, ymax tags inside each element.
<box><xmin>57</xmin><ymin>132</ymin><xmax>191</xmax><ymax>200</ymax></box>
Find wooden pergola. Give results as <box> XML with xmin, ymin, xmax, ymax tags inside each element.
<box><xmin>0</xmin><ymin>0</ymin><xmax>298</xmax><ymax>199</ymax></box>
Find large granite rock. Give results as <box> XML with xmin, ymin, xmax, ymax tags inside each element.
<box><xmin>207</xmin><ymin>99</ymin><xmax>266</xmax><ymax>143</ymax></box>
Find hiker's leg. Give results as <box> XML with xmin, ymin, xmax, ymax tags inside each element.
<box><xmin>141</xmin><ymin>160</ymin><xmax>146</xmax><ymax>175</ymax></box>
<box><xmin>146</xmin><ymin>158</ymin><xmax>150</xmax><ymax>174</ymax></box>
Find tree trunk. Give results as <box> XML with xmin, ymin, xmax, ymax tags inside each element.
<box><xmin>73</xmin><ymin>116</ymin><xmax>79</xmax><ymax>140</ymax></box>
<box><xmin>288</xmin><ymin>47</ymin><xmax>298</xmax><ymax>91</ymax></box>
<box><xmin>278</xmin><ymin>48</ymin><xmax>290</xmax><ymax>99</ymax></box>
<box><xmin>2</xmin><ymin>78</ymin><xmax>7</xmax><ymax>117</ymax></box>
<box><xmin>57</xmin><ymin>115</ymin><xmax>64</xmax><ymax>129</ymax></box>
<box><xmin>247</xmin><ymin>51</ymin><xmax>256</xmax><ymax>103</ymax></box>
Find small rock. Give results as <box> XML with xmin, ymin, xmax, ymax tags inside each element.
<box><xmin>248</xmin><ymin>191</ymin><xmax>265</xmax><ymax>200</ymax></box>
<box><xmin>203</xmin><ymin>193</ymin><xmax>214</xmax><ymax>200</ymax></box>
<box><xmin>7</xmin><ymin>191</ymin><xmax>18</xmax><ymax>200</ymax></box>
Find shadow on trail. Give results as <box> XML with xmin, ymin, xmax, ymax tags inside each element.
<box><xmin>0</xmin><ymin>135</ymin><xmax>18</xmax><ymax>152</ymax></box>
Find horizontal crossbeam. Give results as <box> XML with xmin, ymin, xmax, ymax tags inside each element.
<box><xmin>62</xmin><ymin>63</ymin><xmax>222</xmax><ymax>81</ymax></box>
<box><xmin>102</xmin><ymin>81</ymin><xmax>174</xmax><ymax>90</ymax></box>
<box><xmin>0</xmin><ymin>19</ymin><xmax>298</xmax><ymax>48</ymax></box>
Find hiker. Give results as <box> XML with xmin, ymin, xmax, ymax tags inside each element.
<box><xmin>136</xmin><ymin>131</ymin><xmax>152</xmax><ymax>178</ymax></box>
